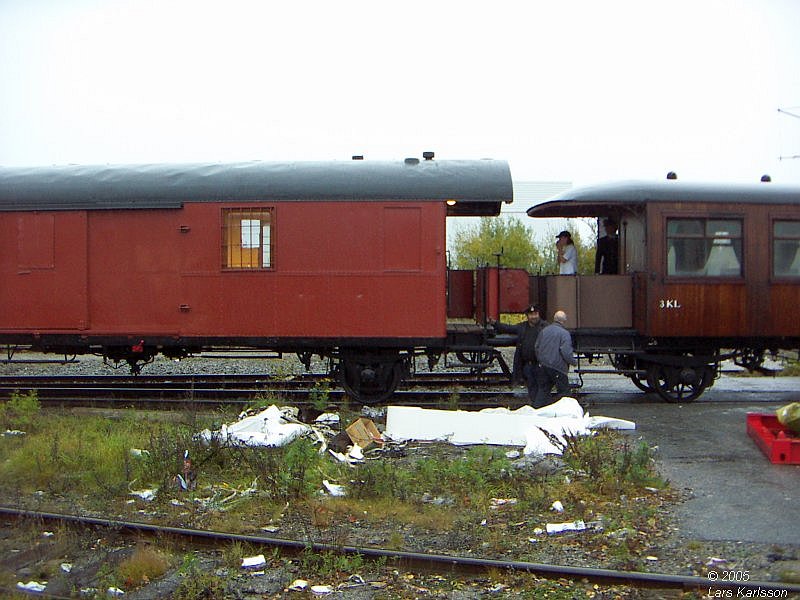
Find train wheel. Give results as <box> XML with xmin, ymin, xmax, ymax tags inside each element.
<box><xmin>611</xmin><ymin>354</ymin><xmax>653</xmax><ymax>393</ymax></box>
<box><xmin>339</xmin><ymin>356</ymin><xmax>403</xmax><ymax>404</ymax></box>
<box><xmin>455</xmin><ymin>350</ymin><xmax>495</xmax><ymax>374</ymax></box>
<box><xmin>645</xmin><ymin>363</ymin><xmax>713</xmax><ymax>403</ymax></box>
<box><xmin>629</xmin><ymin>373</ymin><xmax>654</xmax><ymax>393</ymax></box>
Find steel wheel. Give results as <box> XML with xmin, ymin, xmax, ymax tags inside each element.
<box><xmin>645</xmin><ymin>363</ymin><xmax>712</xmax><ymax>403</ymax></box>
<box><xmin>455</xmin><ymin>350</ymin><xmax>495</xmax><ymax>374</ymax></box>
<box><xmin>611</xmin><ymin>354</ymin><xmax>653</xmax><ymax>393</ymax></box>
<box><xmin>339</xmin><ymin>356</ymin><xmax>403</xmax><ymax>404</ymax></box>
<box><xmin>629</xmin><ymin>373</ymin><xmax>654</xmax><ymax>393</ymax></box>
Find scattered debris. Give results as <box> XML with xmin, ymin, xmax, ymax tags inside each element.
<box><xmin>2</xmin><ymin>429</ymin><xmax>25</xmax><ymax>436</ymax></box>
<box><xmin>383</xmin><ymin>397</ymin><xmax>634</xmax><ymax>453</ymax></box>
<box><xmin>60</xmin><ymin>563</ymin><xmax>72</xmax><ymax>573</ymax></box>
<box><xmin>329</xmin><ymin>443</ymin><xmax>365</xmax><ymax>465</ymax></box>
<box><xmin>322</xmin><ymin>480</ymin><xmax>346</xmax><ymax>497</ymax></box>
<box><xmin>550</xmin><ymin>500</ymin><xmax>564</xmax><ymax>512</ymax></box>
<box><xmin>198</xmin><ymin>405</ymin><xmax>311</xmax><ymax>447</ymax></box>
<box><xmin>241</xmin><ymin>554</ymin><xmax>267</xmax><ymax>569</ymax></box>
<box><xmin>315</xmin><ymin>412</ymin><xmax>340</xmax><ymax>425</ymax></box>
<box><xmin>129</xmin><ymin>448</ymin><xmax>149</xmax><ymax>457</ymax></box>
<box><xmin>107</xmin><ymin>586</ymin><xmax>125</xmax><ymax>596</ymax></box>
<box><xmin>129</xmin><ymin>488</ymin><xmax>157</xmax><ymax>502</ymax></box>
<box><xmin>361</xmin><ymin>406</ymin><xmax>385</xmax><ymax>419</ymax></box>
<box><xmin>546</xmin><ymin>520</ymin><xmax>587</xmax><ymax>535</ymax></box>
<box><xmin>17</xmin><ymin>581</ymin><xmax>47</xmax><ymax>593</ymax></box>
<box><xmin>490</xmin><ymin>498</ymin><xmax>518</xmax><ymax>509</ymax></box>
<box><xmin>289</xmin><ymin>579</ymin><xmax>309</xmax><ymax>591</ymax></box>
<box><xmin>310</xmin><ymin>584</ymin><xmax>333</xmax><ymax>595</ymax></box>
<box><xmin>175</xmin><ymin>451</ymin><xmax>197</xmax><ymax>491</ymax></box>
<box><xmin>345</xmin><ymin>417</ymin><xmax>384</xmax><ymax>449</ymax></box>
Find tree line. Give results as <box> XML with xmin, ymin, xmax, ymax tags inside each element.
<box><xmin>448</xmin><ymin>216</ymin><xmax>597</xmax><ymax>274</ymax></box>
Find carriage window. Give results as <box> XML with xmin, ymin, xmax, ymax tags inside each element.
<box><xmin>773</xmin><ymin>220</ymin><xmax>800</xmax><ymax>278</ymax></box>
<box><xmin>222</xmin><ymin>208</ymin><xmax>272</xmax><ymax>269</ymax></box>
<box><xmin>666</xmin><ymin>218</ymin><xmax>742</xmax><ymax>277</ymax></box>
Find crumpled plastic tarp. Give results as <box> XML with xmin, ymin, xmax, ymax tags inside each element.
<box><xmin>198</xmin><ymin>405</ymin><xmax>310</xmax><ymax>447</ymax></box>
<box><xmin>383</xmin><ymin>397</ymin><xmax>635</xmax><ymax>455</ymax></box>
<box><xmin>777</xmin><ymin>402</ymin><xmax>800</xmax><ymax>434</ymax></box>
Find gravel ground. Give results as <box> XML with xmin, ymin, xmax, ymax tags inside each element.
<box><xmin>2</xmin><ymin>353</ymin><xmax>800</xmax><ymax>598</ymax></box>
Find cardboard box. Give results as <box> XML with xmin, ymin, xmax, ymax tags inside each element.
<box><xmin>345</xmin><ymin>417</ymin><xmax>383</xmax><ymax>449</ymax></box>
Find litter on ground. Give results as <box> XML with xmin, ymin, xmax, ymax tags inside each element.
<box><xmin>383</xmin><ymin>397</ymin><xmax>634</xmax><ymax>454</ymax></box>
<box><xmin>198</xmin><ymin>405</ymin><xmax>311</xmax><ymax>447</ymax></box>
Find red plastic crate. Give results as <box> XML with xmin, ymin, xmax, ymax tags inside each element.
<box><xmin>746</xmin><ymin>413</ymin><xmax>800</xmax><ymax>465</ymax></box>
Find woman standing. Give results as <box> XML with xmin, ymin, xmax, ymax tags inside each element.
<box><xmin>556</xmin><ymin>230</ymin><xmax>577</xmax><ymax>275</ymax></box>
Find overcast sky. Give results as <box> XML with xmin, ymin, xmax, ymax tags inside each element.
<box><xmin>1</xmin><ymin>0</ymin><xmax>799</xmax><ymax>187</ymax></box>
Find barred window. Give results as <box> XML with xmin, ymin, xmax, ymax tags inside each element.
<box><xmin>666</xmin><ymin>218</ymin><xmax>742</xmax><ymax>277</ymax></box>
<box><xmin>773</xmin><ymin>220</ymin><xmax>800</xmax><ymax>278</ymax></box>
<box><xmin>222</xmin><ymin>208</ymin><xmax>272</xmax><ymax>269</ymax></box>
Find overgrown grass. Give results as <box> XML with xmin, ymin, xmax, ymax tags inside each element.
<box><xmin>560</xmin><ymin>430</ymin><xmax>666</xmax><ymax>495</ymax></box>
<box><xmin>116</xmin><ymin>544</ymin><xmax>173</xmax><ymax>589</ymax></box>
<box><xmin>0</xmin><ymin>403</ymin><xmax>670</xmax><ymax>579</ymax></box>
<box><xmin>0</xmin><ymin>390</ymin><xmax>41</xmax><ymax>431</ymax></box>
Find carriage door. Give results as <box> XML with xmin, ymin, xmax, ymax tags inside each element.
<box><xmin>12</xmin><ymin>212</ymin><xmax>89</xmax><ymax>330</ymax></box>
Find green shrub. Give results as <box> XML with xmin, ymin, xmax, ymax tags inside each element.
<box><xmin>0</xmin><ymin>390</ymin><xmax>40</xmax><ymax>430</ymax></box>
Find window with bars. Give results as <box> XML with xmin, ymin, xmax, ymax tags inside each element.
<box><xmin>666</xmin><ymin>218</ymin><xmax>742</xmax><ymax>277</ymax></box>
<box><xmin>773</xmin><ymin>220</ymin><xmax>800</xmax><ymax>278</ymax></box>
<box><xmin>222</xmin><ymin>208</ymin><xmax>272</xmax><ymax>269</ymax></box>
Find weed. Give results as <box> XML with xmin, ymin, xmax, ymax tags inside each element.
<box><xmin>559</xmin><ymin>430</ymin><xmax>665</xmax><ymax>495</ymax></box>
<box><xmin>173</xmin><ymin>568</ymin><xmax>228</xmax><ymax>600</ymax></box>
<box><xmin>310</xmin><ymin>380</ymin><xmax>332</xmax><ymax>411</ymax></box>
<box><xmin>447</xmin><ymin>391</ymin><xmax>460</xmax><ymax>411</ymax></box>
<box><xmin>780</xmin><ymin>358</ymin><xmax>800</xmax><ymax>376</ymax></box>
<box><xmin>233</xmin><ymin>436</ymin><xmax>326</xmax><ymax>501</ymax></box>
<box><xmin>298</xmin><ymin>546</ymin><xmax>365</xmax><ymax>577</ymax></box>
<box><xmin>117</xmin><ymin>545</ymin><xmax>172</xmax><ymax>588</ymax></box>
<box><xmin>0</xmin><ymin>389</ymin><xmax>40</xmax><ymax>430</ymax></box>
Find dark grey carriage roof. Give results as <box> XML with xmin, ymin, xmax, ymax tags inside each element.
<box><xmin>0</xmin><ymin>159</ymin><xmax>513</xmax><ymax>212</ymax></box>
<box><xmin>527</xmin><ymin>179</ymin><xmax>800</xmax><ymax>218</ymax></box>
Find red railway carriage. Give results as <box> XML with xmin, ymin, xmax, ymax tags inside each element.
<box><xmin>523</xmin><ymin>178</ymin><xmax>800</xmax><ymax>402</ymax></box>
<box><xmin>0</xmin><ymin>158</ymin><xmax>513</xmax><ymax>401</ymax></box>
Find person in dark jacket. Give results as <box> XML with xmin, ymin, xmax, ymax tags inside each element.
<box><xmin>534</xmin><ymin>310</ymin><xmax>578</xmax><ymax>407</ymax></box>
<box><xmin>595</xmin><ymin>218</ymin><xmax>619</xmax><ymax>274</ymax></box>
<box><xmin>490</xmin><ymin>305</ymin><xmax>548</xmax><ymax>404</ymax></box>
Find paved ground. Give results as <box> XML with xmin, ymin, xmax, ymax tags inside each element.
<box><xmin>576</xmin><ymin>374</ymin><xmax>800</xmax><ymax>545</ymax></box>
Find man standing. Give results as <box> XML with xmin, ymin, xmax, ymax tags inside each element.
<box><xmin>534</xmin><ymin>310</ymin><xmax>577</xmax><ymax>407</ymax></box>
<box><xmin>490</xmin><ymin>305</ymin><xmax>547</xmax><ymax>405</ymax></box>
<box><xmin>595</xmin><ymin>218</ymin><xmax>619</xmax><ymax>274</ymax></box>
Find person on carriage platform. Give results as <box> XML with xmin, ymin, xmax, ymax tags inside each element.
<box><xmin>488</xmin><ymin>305</ymin><xmax>548</xmax><ymax>404</ymax></box>
<box><xmin>595</xmin><ymin>218</ymin><xmax>619</xmax><ymax>274</ymax></box>
<box><xmin>556</xmin><ymin>231</ymin><xmax>577</xmax><ymax>274</ymax></box>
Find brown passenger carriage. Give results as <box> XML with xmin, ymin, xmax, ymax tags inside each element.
<box><xmin>524</xmin><ymin>178</ymin><xmax>800</xmax><ymax>401</ymax></box>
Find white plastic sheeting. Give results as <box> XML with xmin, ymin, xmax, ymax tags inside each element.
<box><xmin>198</xmin><ymin>405</ymin><xmax>310</xmax><ymax>447</ymax></box>
<box><xmin>383</xmin><ymin>397</ymin><xmax>634</xmax><ymax>455</ymax></box>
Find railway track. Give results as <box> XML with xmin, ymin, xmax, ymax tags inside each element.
<box><xmin>2</xmin><ymin>506</ymin><xmax>798</xmax><ymax>597</ymax></box>
<box><xmin>1</xmin><ymin>372</ymin><xmax>795</xmax><ymax>409</ymax></box>
<box><xmin>0</xmin><ymin>372</ymin><xmax>515</xmax><ymax>408</ymax></box>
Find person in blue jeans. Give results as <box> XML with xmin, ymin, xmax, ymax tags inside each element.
<box><xmin>534</xmin><ymin>310</ymin><xmax>578</xmax><ymax>407</ymax></box>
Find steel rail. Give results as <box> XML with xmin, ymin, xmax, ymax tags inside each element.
<box><xmin>1</xmin><ymin>506</ymin><xmax>798</xmax><ymax>594</ymax></box>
